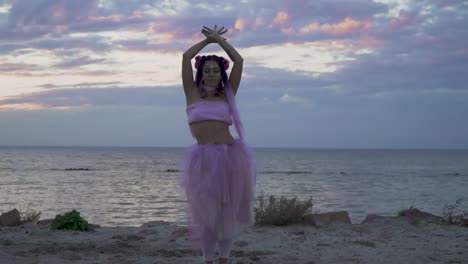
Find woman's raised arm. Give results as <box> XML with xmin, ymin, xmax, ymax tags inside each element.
<box><xmin>202</xmin><ymin>25</ymin><xmax>244</xmax><ymax>95</ymax></box>
<box><xmin>217</xmin><ymin>38</ymin><xmax>243</xmax><ymax>95</ymax></box>
<box><xmin>182</xmin><ymin>39</ymin><xmax>210</xmax><ymax>96</ymax></box>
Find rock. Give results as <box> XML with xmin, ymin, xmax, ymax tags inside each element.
<box><xmin>304</xmin><ymin>211</ymin><xmax>352</xmax><ymax>226</ymax></box>
<box><xmin>361</xmin><ymin>214</ymin><xmax>388</xmax><ymax>224</ymax></box>
<box><xmin>0</xmin><ymin>208</ymin><xmax>22</xmax><ymax>226</ymax></box>
<box><xmin>37</xmin><ymin>219</ymin><xmax>54</xmax><ymax>225</ymax></box>
<box><xmin>64</xmin><ymin>168</ymin><xmax>90</xmax><ymax>171</ymax></box>
<box><xmin>138</xmin><ymin>229</ymin><xmax>159</xmax><ymax>236</ymax></box>
<box><xmin>89</xmin><ymin>223</ymin><xmax>100</xmax><ymax>229</ymax></box>
<box><xmin>18</xmin><ymin>222</ymin><xmax>37</xmax><ymax>228</ymax></box>
<box><xmin>171</xmin><ymin>228</ymin><xmax>189</xmax><ymax>237</ymax></box>
<box><xmin>168</xmin><ymin>228</ymin><xmax>189</xmax><ymax>241</ymax></box>
<box><xmin>399</xmin><ymin>208</ymin><xmax>446</xmax><ymax>224</ymax></box>
<box><xmin>139</xmin><ymin>220</ymin><xmax>171</xmax><ymax>228</ymax></box>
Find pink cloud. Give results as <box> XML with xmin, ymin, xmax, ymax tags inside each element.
<box><xmin>299</xmin><ymin>22</ymin><xmax>320</xmax><ymax>34</ymax></box>
<box><xmin>88</xmin><ymin>15</ymin><xmax>123</xmax><ymax>23</ymax></box>
<box><xmin>321</xmin><ymin>17</ymin><xmax>374</xmax><ymax>35</ymax></box>
<box><xmin>253</xmin><ymin>17</ymin><xmax>265</xmax><ymax>30</ymax></box>
<box><xmin>234</xmin><ymin>17</ymin><xmax>266</xmax><ymax>32</ymax></box>
<box><xmin>234</xmin><ymin>17</ymin><xmax>250</xmax><ymax>32</ymax></box>
<box><xmin>269</xmin><ymin>11</ymin><xmax>290</xmax><ymax>28</ymax></box>
<box><xmin>390</xmin><ymin>9</ymin><xmax>412</xmax><ymax>30</ymax></box>
<box><xmin>297</xmin><ymin>17</ymin><xmax>374</xmax><ymax>36</ymax></box>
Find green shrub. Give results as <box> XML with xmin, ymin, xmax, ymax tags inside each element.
<box><xmin>254</xmin><ymin>191</ymin><xmax>313</xmax><ymax>226</ymax></box>
<box><xmin>50</xmin><ymin>209</ymin><xmax>90</xmax><ymax>231</ymax></box>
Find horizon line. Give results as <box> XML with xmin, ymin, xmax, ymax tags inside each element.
<box><xmin>0</xmin><ymin>145</ymin><xmax>467</xmax><ymax>151</ymax></box>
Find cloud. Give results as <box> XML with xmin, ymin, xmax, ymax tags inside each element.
<box><xmin>0</xmin><ymin>63</ymin><xmax>329</xmax><ymax>110</ymax></box>
<box><xmin>34</xmin><ymin>35</ymin><xmax>113</xmax><ymax>52</ymax></box>
<box><xmin>389</xmin><ymin>9</ymin><xmax>413</xmax><ymax>30</ymax></box>
<box><xmin>0</xmin><ymin>0</ymin><xmax>467</xmax><ymax>149</ymax></box>
<box><xmin>271</xmin><ymin>10</ymin><xmax>289</xmax><ymax>26</ymax></box>
<box><xmin>299</xmin><ymin>22</ymin><xmax>320</xmax><ymax>34</ymax></box>
<box><xmin>52</xmin><ymin>56</ymin><xmax>109</xmax><ymax>69</ymax></box>
<box><xmin>0</xmin><ymin>85</ymin><xmax>177</xmax><ymax>110</ymax></box>
<box><xmin>68</xmin><ymin>70</ymin><xmax>117</xmax><ymax>76</ymax></box>
<box><xmin>320</xmin><ymin>17</ymin><xmax>374</xmax><ymax>35</ymax></box>
<box><xmin>0</xmin><ymin>0</ymin><xmax>389</xmax><ymax>51</ymax></box>
<box><xmin>0</xmin><ymin>0</ymin><xmax>155</xmax><ymax>41</ymax></box>
<box><xmin>234</xmin><ymin>17</ymin><xmax>249</xmax><ymax>31</ymax></box>
<box><xmin>0</xmin><ymin>62</ymin><xmax>41</xmax><ymax>72</ymax></box>
<box><xmin>279</xmin><ymin>93</ymin><xmax>311</xmax><ymax>104</ymax></box>
<box><xmin>1</xmin><ymin>0</ymin><xmax>467</xmax><ymax>101</ymax></box>
<box><xmin>37</xmin><ymin>81</ymin><xmax>122</xmax><ymax>89</ymax></box>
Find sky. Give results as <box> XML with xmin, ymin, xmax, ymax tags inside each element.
<box><xmin>0</xmin><ymin>0</ymin><xmax>467</xmax><ymax>149</ymax></box>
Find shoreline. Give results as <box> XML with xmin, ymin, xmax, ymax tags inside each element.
<box><xmin>1</xmin><ymin>216</ymin><xmax>467</xmax><ymax>264</ymax></box>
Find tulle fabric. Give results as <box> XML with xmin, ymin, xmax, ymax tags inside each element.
<box><xmin>224</xmin><ymin>80</ymin><xmax>245</xmax><ymax>141</ymax></box>
<box><xmin>179</xmin><ymin>138</ymin><xmax>257</xmax><ymax>250</ymax></box>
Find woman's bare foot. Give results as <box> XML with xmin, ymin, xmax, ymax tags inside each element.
<box><xmin>218</xmin><ymin>257</ymin><xmax>228</xmax><ymax>264</ymax></box>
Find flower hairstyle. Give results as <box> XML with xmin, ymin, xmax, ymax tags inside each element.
<box><xmin>192</xmin><ymin>54</ymin><xmax>246</xmax><ymax>142</ymax></box>
<box><xmin>194</xmin><ymin>55</ymin><xmax>230</xmax><ymax>98</ymax></box>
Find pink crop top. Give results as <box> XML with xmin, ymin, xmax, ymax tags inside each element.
<box><xmin>186</xmin><ymin>101</ymin><xmax>233</xmax><ymax>126</ymax></box>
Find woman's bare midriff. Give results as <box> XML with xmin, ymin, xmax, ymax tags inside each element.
<box><xmin>190</xmin><ymin>121</ymin><xmax>235</xmax><ymax>145</ymax></box>
<box><xmin>187</xmin><ymin>90</ymin><xmax>235</xmax><ymax>145</ymax></box>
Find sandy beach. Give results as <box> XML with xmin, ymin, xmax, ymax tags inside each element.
<box><xmin>1</xmin><ymin>215</ymin><xmax>467</xmax><ymax>264</ymax></box>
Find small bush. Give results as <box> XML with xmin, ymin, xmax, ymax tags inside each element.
<box><xmin>50</xmin><ymin>209</ymin><xmax>90</xmax><ymax>231</ymax></box>
<box><xmin>254</xmin><ymin>191</ymin><xmax>313</xmax><ymax>226</ymax></box>
<box><xmin>20</xmin><ymin>208</ymin><xmax>42</xmax><ymax>224</ymax></box>
<box><xmin>17</xmin><ymin>204</ymin><xmax>42</xmax><ymax>224</ymax></box>
<box><xmin>442</xmin><ymin>198</ymin><xmax>467</xmax><ymax>225</ymax></box>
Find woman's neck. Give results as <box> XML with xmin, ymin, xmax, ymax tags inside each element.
<box><xmin>204</xmin><ymin>84</ymin><xmax>217</xmax><ymax>91</ymax></box>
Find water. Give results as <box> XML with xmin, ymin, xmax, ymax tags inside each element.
<box><xmin>1</xmin><ymin>146</ymin><xmax>467</xmax><ymax>227</ymax></box>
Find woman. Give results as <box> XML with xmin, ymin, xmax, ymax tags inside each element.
<box><xmin>179</xmin><ymin>25</ymin><xmax>257</xmax><ymax>264</ymax></box>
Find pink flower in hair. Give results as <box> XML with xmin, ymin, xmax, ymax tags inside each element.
<box><xmin>221</xmin><ymin>57</ymin><xmax>229</xmax><ymax>70</ymax></box>
<box><xmin>194</xmin><ymin>55</ymin><xmax>203</xmax><ymax>69</ymax></box>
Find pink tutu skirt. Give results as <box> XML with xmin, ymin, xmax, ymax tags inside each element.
<box><xmin>179</xmin><ymin>138</ymin><xmax>257</xmax><ymax>250</ymax></box>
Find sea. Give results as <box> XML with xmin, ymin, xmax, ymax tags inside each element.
<box><xmin>1</xmin><ymin>146</ymin><xmax>467</xmax><ymax>227</ymax></box>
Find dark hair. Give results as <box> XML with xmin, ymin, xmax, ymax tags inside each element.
<box><xmin>194</xmin><ymin>55</ymin><xmax>247</xmax><ymax>141</ymax></box>
<box><xmin>195</xmin><ymin>55</ymin><xmax>228</xmax><ymax>98</ymax></box>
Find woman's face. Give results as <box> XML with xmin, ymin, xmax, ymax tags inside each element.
<box><xmin>202</xmin><ymin>60</ymin><xmax>221</xmax><ymax>86</ymax></box>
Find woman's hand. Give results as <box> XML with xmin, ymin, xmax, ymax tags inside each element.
<box><xmin>201</xmin><ymin>25</ymin><xmax>228</xmax><ymax>43</ymax></box>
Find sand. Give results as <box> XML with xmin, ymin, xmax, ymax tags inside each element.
<box><xmin>1</xmin><ymin>217</ymin><xmax>467</xmax><ymax>264</ymax></box>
